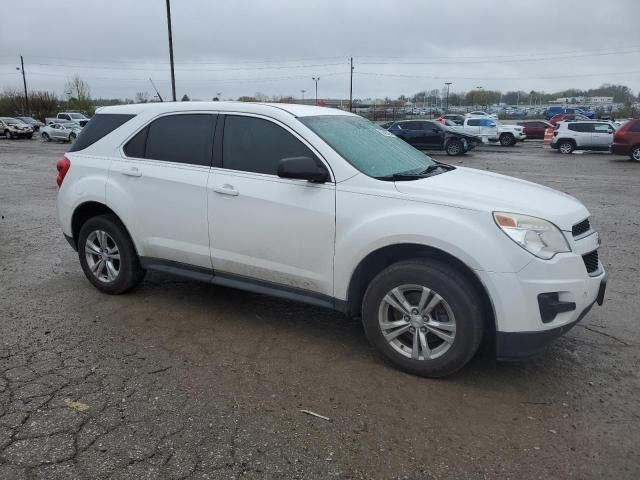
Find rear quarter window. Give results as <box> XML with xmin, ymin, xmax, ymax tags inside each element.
<box><xmin>68</xmin><ymin>114</ymin><xmax>135</xmax><ymax>152</ymax></box>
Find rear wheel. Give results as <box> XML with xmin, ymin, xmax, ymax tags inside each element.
<box><xmin>499</xmin><ymin>133</ymin><xmax>515</xmax><ymax>146</ymax></box>
<box><xmin>78</xmin><ymin>214</ymin><xmax>145</xmax><ymax>294</ymax></box>
<box><xmin>362</xmin><ymin>259</ymin><xmax>484</xmax><ymax>377</ymax></box>
<box><xmin>631</xmin><ymin>146</ymin><xmax>640</xmax><ymax>162</ymax></box>
<box><xmin>558</xmin><ymin>140</ymin><xmax>574</xmax><ymax>154</ymax></box>
<box><xmin>446</xmin><ymin>140</ymin><xmax>464</xmax><ymax>156</ymax></box>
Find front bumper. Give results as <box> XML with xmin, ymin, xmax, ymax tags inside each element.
<box><xmin>495</xmin><ymin>272</ymin><xmax>606</xmax><ymax>359</ymax></box>
<box><xmin>475</xmin><ymin>231</ymin><xmax>606</xmax><ymax>358</ymax></box>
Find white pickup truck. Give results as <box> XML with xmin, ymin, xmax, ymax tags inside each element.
<box><xmin>462</xmin><ymin>117</ymin><xmax>526</xmax><ymax>146</ymax></box>
<box><xmin>45</xmin><ymin>112</ymin><xmax>90</xmax><ymax>128</ymax></box>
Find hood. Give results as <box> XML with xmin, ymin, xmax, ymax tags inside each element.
<box><xmin>393</xmin><ymin>166</ymin><xmax>588</xmax><ymax>231</ymax></box>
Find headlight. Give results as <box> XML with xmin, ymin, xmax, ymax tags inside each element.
<box><xmin>493</xmin><ymin>212</ymin><xmax>570</xmax><ymax>260</ymax></box>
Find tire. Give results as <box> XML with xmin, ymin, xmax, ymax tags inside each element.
<box><xmin>499</xmin><ymin>133</ymin><xmax>515</xmax><ymax>146</ymax></box>
<box><xmin>41</xmin><ymin>132</ymin><xmax>51</xmax><ymax>142</ymax></box>
<box><xmin>446</xmin><ymin>140</ymin><xmax>464</xmax><ymax>156</ymax></box>
<box><xmin>630</xmin><ymin>146</ymin><xmax>640</xmax><ymax>162</ymax></box>
<box><xmin>5</xmin><ymin>130</ymin><xmax>13</xmax><ymax>140</ymax></box>
<box><xmin>69</xmin><ymin>132</ymin><xmax>77</xmax><ymax>142</ymax></box>
<box><xmin>361</xmin><ymin>259</ymin><xmax>484</xmax><ymax>378</ymax></box>
<box><xmin>558</xmin><ymin>140</ymin><xmax>574</xmax><ymax>154</ymax></box>
<box><xmin>77</xmin><ymin>214</ymin><xmax>145</xmax><ymax>294</ymax></box>
<box><xmin>27</xmin><ymin>134</ymin><xmax>33</xmax><ymax>139</ymax></box>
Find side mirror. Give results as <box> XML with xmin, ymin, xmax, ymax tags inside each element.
<box><xmin>277</xmin><ymin>156</ymin><xmax>329</xmax><ymax>183</ymax></box>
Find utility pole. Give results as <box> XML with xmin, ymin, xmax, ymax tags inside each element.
<box><xmin>17</xmin><ymin>56</ymin><xmax>29</xmax><ymax>115</ymax></box>
<box><xmin>349</xmin><ymin>57</ymin><xmax>354</xmax><ymax>112</ymax></box>
<box><xmin>165</xmin><ymin>0</ymin><xmax>177</xmax><ymax>101</ymax></box>
<box><xmin>445</xmin><ymin>82</ymin><xmax>452</xmax><ymax>113</ymax></box>
<box><xmin>312</xmin><ymin>77</ymin><xmax>320</xmax><ymax>105</ymax></box>
<box><xmin>300</xmin><ymin>89</ymin><xmax>305</xmax><ymax>102</ymax></box>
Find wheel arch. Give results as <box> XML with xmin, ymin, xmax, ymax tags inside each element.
<box><xmin>70</xmin><ymin>201</ymin><xmax>136</xmax><ymax>253</ymax></box>
<box><xmin>344</xmin><ymin>243</ymin><xmax>496</xmax><ymax>337</ymax></box>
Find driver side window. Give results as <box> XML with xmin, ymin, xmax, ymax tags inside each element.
<box><xmin>222</xmin><ymin>115</ymin><xmax>316</xmax><ymax>175</ymax></box>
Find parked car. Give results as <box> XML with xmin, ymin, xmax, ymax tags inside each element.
<box><xmin>387</xmin><ymin>120</ymin><xmax>482</xmax><ymax>155</ymax></box>
<box><xmin>437</xmin><ymin>114</ymin><xmax>465</xmax><ymax>125</ymax></box>
<box><xmin>465</xmin><ymin>111</ymin><xmax>498</xmax><ymax>119</ymax></box>
<box><xmin>462</xmin><ymin>117</ymin><xmax>526</xmax><ymax>146</ymax></box>
<box><xmin>550</xmin><ymin>121</ymin><xmax>615</xmax><ymax>154</ymax></box>
<box><xmin>16</xmin><ymin>116</ymin><xmax>44</xmax><ymax>131</ymax></box>
<box><xmin>56</xmin><ymin>102</ymin><xmax>606</xmax><ymax>377</ymax></box>
<box><xmin>517</xmin><ymin>120</ymin><xmax>553</xmax><ymax>139</ymax></box>
<box><xmin>41</xmin><ymin>122</ymin><xmax>82</xmax><ymax>142</ymax></box>
<box><xmin>545</xmin><ymin>106</ymin><xmax>594</xmax><ymax>120</ymax></box>
<box><xmin>549</xmin><ymin>113</ymin><xmax>590</xmax><ymax>126</ymax></box>
<box><xmin>45</xmin><ymin>112</ymin><xmax>90</xmax><ymax>127</ymax></box>
<box><xmin>0</xmin><ymin>117</ymin><xmax>33</xmax><ymax>139</ymax></box>
<box><xmin>610</xmin><ymin>118</ymin><xmax>640</xmax><ymax>161</ymax></box>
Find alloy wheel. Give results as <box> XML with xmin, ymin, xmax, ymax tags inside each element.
<box><xmin>378</xmin><ymin>284</ymin><xmax>456</xmax><ymax>361</ymax></box>
<box><xmin>560</xmin><ymin>142</ymin><xmax>573</xmax><ymax>154</ymax></box>
<box><xmin>632</xmin><ymin>147</ymin><xmax>640</xmax><ymax>161</ymax></box>
<box><xmin>85</xmin><ymin>230</ymin><xmax>120</xmax><ymax>283</ymax></box>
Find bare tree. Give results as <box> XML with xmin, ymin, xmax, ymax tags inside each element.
<box><xmin>65</xmin><ymin>75</ymin><xmax>91</xmax><ymax>102</ymax></box>
<box><xmin>134</xmin><ymin>91</ymin><xmax>150</xmax><ymax>103</ymax></box>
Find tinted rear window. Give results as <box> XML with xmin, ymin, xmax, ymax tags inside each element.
<box><xmin>68</xmin><ymin>114</ymin><xmax>135</xmax><ymax>152</ymax></box>
<box><xmin>629</xmin><ymin>120</ymin><xmax>640</xmax><ymax>132</ymax></box>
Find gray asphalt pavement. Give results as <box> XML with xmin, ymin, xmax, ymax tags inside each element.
<box><xmin>0</xmin><ymin>137</ymin><xmax>639</xmax><ymax>479</ymax></box>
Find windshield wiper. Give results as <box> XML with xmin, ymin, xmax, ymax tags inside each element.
<box><xmin>419</xmin><ymin>162</ymin><xmax>456</xmax><ymax>175</ymax></box>
<box><xmin>374</xmin><ymin>173</ymin><xmax>427</xmax><ymax>181</ymax></box>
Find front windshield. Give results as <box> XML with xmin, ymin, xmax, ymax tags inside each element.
<box><xmin>3</xmin><ymin>118</ymin><xmax>22</xmax><ymax>125</ymax></box>
<box><xmin>300</xmin><ymin>115</ymin><xmax>434</xmax><ymax>178</ymax></box>
<box><xmin>69</xmin><ymin>113</ymin><xmax>87</xmax><ymax>119</ymax></box>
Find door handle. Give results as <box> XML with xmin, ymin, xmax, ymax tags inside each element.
<box><xmin>121</xmin><ymin>167</ymin><xmax>142</xmax><ymax>177</ymax></box>
<box><xmin>213</xmin><ymin>184</ymin><xmax>239</xmax><ymax>196</ymax></box>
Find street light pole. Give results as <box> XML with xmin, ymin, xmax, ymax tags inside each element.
<box><xmin>301</xmin><ymin>89</ymin><xmax>305</xmax><ymax>102</ymax></box>
<box><xmin>165</xmin><ymin>0</ymin><xmax>177</xmax><ymax>101</ymax></box>
<box><xmin>312</xmin><ymin>77</ymin><xmax>320</xmax><ymax>105</ymax></box>
<box><xmin>17</xmin><ymin>56</ymin><xmax>29</xmax><ymax>115</ymax></box>
<box><xmin>445</xmin><ymin>82</ymin><xmax>452</xmax><ymax>113</ymax></box>
<box><xmin>476</xmin><ymin>86</ymin><xmax>483</xmax><ymax>109</ymax></box>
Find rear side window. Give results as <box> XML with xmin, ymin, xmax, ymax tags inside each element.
<box><xmin>222</xmin><ymin>115</ymin><xmax>315</xmax><ymax>175</ymax></box>
<box><xmin>568</xmin><ymin>123</ymin><xmax>592</xmax><ymax>132</ymax></box>
<box><xmin>123</xmin><ymin>114</ymin><xmax>216</xmax><ymax>166</ymax></box>
<box><xmin>467</xmin><ymin>119</ymin><xmax>481</xmax><ymax>126</ymax></box>
<box><xmin>68</xmin><ymin>114</ymin><xmax>135</xmax><ymax>152</ymax></box>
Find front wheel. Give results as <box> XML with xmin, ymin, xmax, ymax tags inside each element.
<box><xmin>41</xmin><ymin>132</ymin><xmax>51</xmax><ymax>142</ymax></box>
<box><xmin>78</xmin><ymin>214</ymin><xmax>145</xmax><ymax>294</ymax></box>
<box><xmin>446</xmin><ymin>140</ymin><xmax>464</xmax><ymax>156</ymax></box>
<box><xmin>499</xmin><ymin>133</ymin><xmax>515</xmax><ymax>146</ymax></box>
<box><xmin>5</xmin><ymin>130</ymin><xmax>13</xmax><ymax>140</ymax></box>
<box><xmin>362</xmin><ymin>259</ymin><xmax>484</xmax><ymax>378</ymax></box>
<box><xmin>69</xmin><ymin>132</ymin><xmax>77</xmax><ymax>142</ymax></box>
<box><xmin>631</xmin><ymin>146</ymin><xmax>640</xmax><ymax>162</ymax></box>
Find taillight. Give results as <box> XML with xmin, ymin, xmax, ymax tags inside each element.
<box><xmin>56</xmin><ymin>156</ymin><xmax>71</xmax><ymax>187</ymax></box>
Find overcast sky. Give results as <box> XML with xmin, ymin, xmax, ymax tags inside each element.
<box><xmin>1</xmin><ymin>0</ymin><xmax>639</xmax><ymax>101</ymax></box>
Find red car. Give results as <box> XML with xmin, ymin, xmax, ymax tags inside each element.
<box><xmin>549</xmin><ymin>113</ymin><xmax>590</xmax><ymax>125</ymax></box>
<box><xmin>517</xmin><ymin>120</ymin><xmax>553</xmax><ymax>139</ymax></box>
<box><xmin>611</xmin><ymin>119</ymin><xmax>640</xmax><ymax>161</ymax></box>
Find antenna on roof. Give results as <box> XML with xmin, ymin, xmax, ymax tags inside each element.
<box><xmin>149</xmin><ymin>78</ymin><xmax>164</xmax><ymax>102</ymax></box>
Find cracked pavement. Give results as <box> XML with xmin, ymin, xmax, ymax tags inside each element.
<box><xmin>0</xmin><ymin>138</ymin><xmax>639</xmax><ymax>479</ymax></box>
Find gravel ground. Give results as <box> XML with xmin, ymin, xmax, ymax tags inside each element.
<box><xmin>0</xmin><ymin>137</ymin><xmax>638</xmax><ymax>479</ymax></box>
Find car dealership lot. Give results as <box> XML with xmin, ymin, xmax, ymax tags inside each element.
<box><xmin>0</xmin><ymin>139</ymin><xmax>638</xmax><ymax>479</ymax></box>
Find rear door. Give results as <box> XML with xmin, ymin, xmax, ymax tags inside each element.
<box><xmin>591</xmin><ymin>122</ymin><xmax>614</xmax><ymax>148</ymax></box>
<box><xmin>108</xmin><ymin>113</ymin><xmax>216</xmax><ymax>269</ymax></box>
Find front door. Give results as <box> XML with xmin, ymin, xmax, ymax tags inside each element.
<box><xmin>591</xmin><ymin>122</ymin><xmax>614</xmax><ymax>148</ymax></box>
<box><xmin>208</xmin><ymin>114</ymin><xmax>336</xmax><ymax>297</ymax></box>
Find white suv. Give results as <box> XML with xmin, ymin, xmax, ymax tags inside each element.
<box><xmin>551</xmin><ymin>121</ymin><xmax>616</xmax><ymax>154</ymax></box>
<box><xmin>56</xmin><ymin>102</ymin><xmax>607</xmax><ymax>377</ymax></box>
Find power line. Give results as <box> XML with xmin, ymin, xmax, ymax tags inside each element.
<box><xmin>21</xmin><ymin>62</ymin><xmax>346</xmax><ymax>72</ymax></box>
<box><xmin>357</xmin><ymin>69</ymin><xmax>640</xmax><ymax>81</ymax></box>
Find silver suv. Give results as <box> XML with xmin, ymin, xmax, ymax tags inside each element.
<box><xmin>551</xmin><ymin>121</ymin><xmax>615</xmax><ymax>154</ymax></box>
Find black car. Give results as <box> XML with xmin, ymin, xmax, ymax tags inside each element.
<box><xmin>387</xmin><ymin>120</ymin><xmax>482</xmax><ymax>155</ymax></box>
